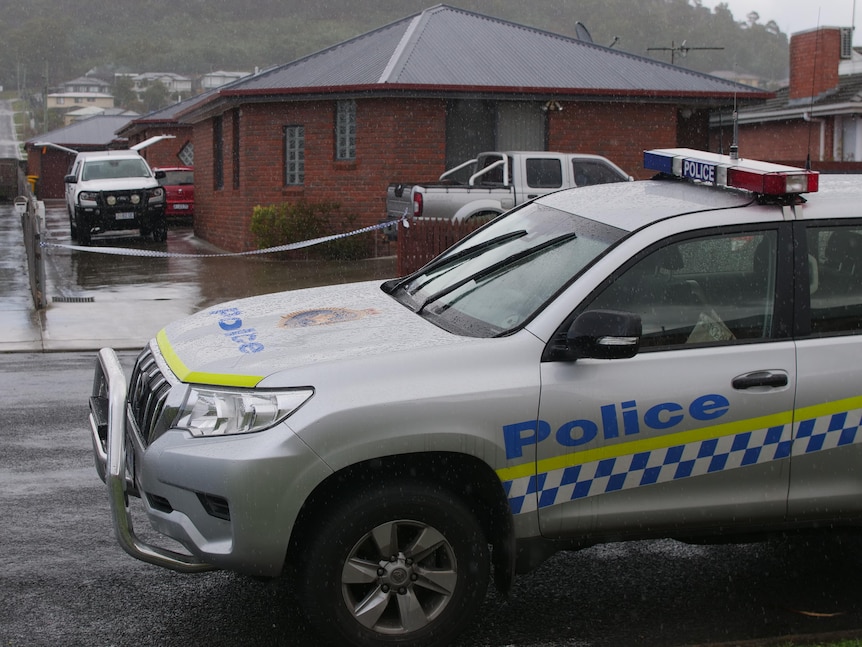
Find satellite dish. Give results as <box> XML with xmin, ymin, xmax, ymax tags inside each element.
<box><xmin>575</xmin><ymin>21</ymin><xmax>593</xmax><ymax>43</ymax></box>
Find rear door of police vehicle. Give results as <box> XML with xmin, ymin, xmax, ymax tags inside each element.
<box><xmin>789</xmin><ymin>201</ymin><xmax>862</xmax><ymax>521</ymax></box>
<box><xmin>536</xmin><ymin>213</ymin><xmax>797</xmax><ymax>538</ymax></box>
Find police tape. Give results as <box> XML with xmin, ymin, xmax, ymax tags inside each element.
<box><xmin>40</xmin><ymin>216</ymin><xmax>409</xmax><ymax>258</ymax></box>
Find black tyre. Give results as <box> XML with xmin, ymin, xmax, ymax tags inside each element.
<box><xmin>296</xmin><ymin>481</ymin><xmax>490</xmax><ymax>647</ymax></box>
<box><xmin>151</xmin><ymin>218</ymin><xmax>167</xmax><ymax>242</ymax></box>
<box><xmin>69</xmin><ymin>208</ymin><xmax>78</xmax><ymax>240</ymax></box>
<box><xmin>75</xmin><ymin>212</ymin><xmax>91</xmax><ymax>246</ymax></box>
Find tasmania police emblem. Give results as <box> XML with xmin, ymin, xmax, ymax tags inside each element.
<box><xmin>278</xmin><ymin>308</ymin><xmax>380</xmax><ymax>328</ymax></box>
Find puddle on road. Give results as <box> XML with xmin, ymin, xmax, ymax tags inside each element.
<box><xmin>33</xmin><ymin>201</ymin><xmax>398</xmax><ymax>312</ymax></box>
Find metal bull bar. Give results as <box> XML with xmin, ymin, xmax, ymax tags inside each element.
<box><xmin>89</xmin><ymin>348</ymin><xmax>216</xmax><ymax>573</ymax></box>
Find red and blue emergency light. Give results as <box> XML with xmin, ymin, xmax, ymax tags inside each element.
<box><xmin>644</xmin><ymin>148</ymin><xmax>819</xmax><ymax>195</ymax></box>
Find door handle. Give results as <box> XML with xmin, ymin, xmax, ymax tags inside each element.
<box><xmin>731</xmin><ymin>370</ymin><xmax>789</xmax><ymax>390</ymax></box>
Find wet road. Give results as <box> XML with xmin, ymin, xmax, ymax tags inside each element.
<box><xmin>40</xmin><ymin>201</ymin><xmax>398</xmax><ymax>314</ymax></box>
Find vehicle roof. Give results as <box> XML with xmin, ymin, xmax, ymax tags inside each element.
<box><xmin>75</xmin><ymin>150</ymin><xmax>145</xmax><ymax>161</ymax></box>
<box><xmin>535</xmin><ymin>174</ymin><xmax>862</xmax><ymax>232</ymax></box>
<box><xmin>153</xmin><ymin>166</ymin><xmax>193</xmax><ymax>171</ymax></box>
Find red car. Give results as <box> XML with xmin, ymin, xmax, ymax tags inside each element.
<box><xmin>155</xmin><ymin>167</ymin><xmax>194</xmax><ymax>218</ymax></box>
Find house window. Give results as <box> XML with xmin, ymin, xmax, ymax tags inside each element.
<box><xmin>284</xmin><ymin>125</ymin><xmax>305</xmax><ymax>185</ymax></box>
<box><xmin>178</xmin><ymin>141</ymin><xmax>194</xmax><ymax>166</ymax></box>
<box><xmin>213</xmin><ymin>116</ymin><xmax>224</xmax><ymax>190</ymax></box>
<box><xmin>335</xmin><ymin>100</ymin><xmax>356</xmax><ymax>161</ymax></box>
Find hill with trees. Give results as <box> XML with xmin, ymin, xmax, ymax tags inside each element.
<box><xmin>0</xmin><ymin>0</ymin><xmax>790</xmax><ymax>97</ymax></box>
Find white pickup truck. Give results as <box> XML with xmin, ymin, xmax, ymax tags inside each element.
<box><xmin>385</xmin><ymin>150</ymin><xmax>631</xmax><ymax>223</ymax></box>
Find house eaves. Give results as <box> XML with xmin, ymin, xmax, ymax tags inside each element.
<box><xmin>178</xmin><ymin>4</ymin><xmax>769</xmax><ymax>124</ymax></box>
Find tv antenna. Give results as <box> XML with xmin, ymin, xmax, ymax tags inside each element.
<box><xmin>647</xmin><ymin>40</ymin><xmax>724</xmax><ymax>64</ymax></box>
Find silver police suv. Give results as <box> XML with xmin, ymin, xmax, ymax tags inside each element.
<box><xmin>65</xmin><ymin>150</ymin><xmax>166</xmax><ymax>245</ymax></box>
<box><xmin>90</xmin><ymin>149</ymin><xmax>861</xmax><ymax>647</ymax></box>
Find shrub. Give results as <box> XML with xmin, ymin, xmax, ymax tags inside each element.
<box><xmin>250</xmin><ymin>200</ymin><xmax>373</xmax><ymax>260</ymax></box>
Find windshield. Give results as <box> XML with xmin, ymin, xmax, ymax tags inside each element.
<box><xmin>159</xmin><ymin>170</ymin><xmax>194</xmax><ymax>185</ymax></box>
<box><xmin>82</xmin><ymin>158</ymin><xmax>152</xmax><ymax>181</ymax></box>
<box><xmin>387</xmin><ymin>201</ymin><xmax>625</xmax><ymax>336</ymax></box>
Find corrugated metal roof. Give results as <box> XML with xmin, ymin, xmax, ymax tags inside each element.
<box><xmin>230</xmin><ymin>4</ymin><xmax>764</xmax><ymax>97</ymax></box>
<box><xmin>27</xmin><ymin>115</ymin><xmax>134</xmax><ymax>146</ymax></box>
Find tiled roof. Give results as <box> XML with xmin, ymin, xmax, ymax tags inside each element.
<box><xmin>719</xmin><ymin>73</ymin><xmax>862</xmax><ymax>123</ymax></box>
<box><xmin>226</xmin><ymin>4</ymin><xmax>766</xmax><ymax>99</ymax></box>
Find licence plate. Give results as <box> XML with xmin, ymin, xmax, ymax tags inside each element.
<box><xmin>115</xmin><ymin>212</ymin><xmax>135</xmax><ymax>220</ymax></box>
<box><xmin>173</xmin><ymin>204</ymin><xmax>189</xmax><ymax>210</ymax></box>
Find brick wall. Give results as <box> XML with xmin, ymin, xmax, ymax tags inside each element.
<box><xmin>192</xmin><ymin>97</ymin><xmax>695</xmax><ymax>253</ymax></box>
<box><xmin>195</xmin><ymin>98</ymin><xmax>447</xmax><ymax>252</ymax></box>
<box><xmin>548</xmin><ymin>103</ymin><xmax>679</xmax><ymax>179</ymax></box>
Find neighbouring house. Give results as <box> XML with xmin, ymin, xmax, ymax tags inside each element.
<box><xmin>59</xmin><ymin>75</ymin><xmax>112</xmax><ymax>95</ymax></box>
<box><xmin>710</xmin><ymin>26</ymin><xmax>862</xmax><ymax>169</ymax></box>
<box><xmin>46</xmin><ymin>92</ymin><xmax>114</xmax><ymax>111</ymax></box>
<box><xmin>200</xmin><ymin>70</ymin><xmax>254</xmax><ymax>91</ymax></box>
<box><xmin>62</xmin><ymin>106</ymin><xmax>138</xmax><ymax>126</ymax></box>
<box><xmin>128</xmin><ymin>72</ymin><xmax>194</xmax><ymax>100</ymax></box>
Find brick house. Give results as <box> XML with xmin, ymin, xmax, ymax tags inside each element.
<box><xmin>710</xmin><ymin>26</ymin><xmax>862</xmax><ymax>169</ymax></box>
<box><xmin>125</xmin><ymin>4</ymin><xmax>769</xmax><ymax>253</ymax></box>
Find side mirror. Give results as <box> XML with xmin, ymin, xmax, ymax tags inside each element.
<box><xmin>567</xmin><ymin>310</ymin><xmax>641</xmax><ymax>360</ymax></box>
<box><xmin>154</xmin><ymin>170</ymin><xmax>166</xmax><ymax>180</ymax></box>
<box><xmin>64</xmin><ymin>174</ymin><xmax>77</xmax><ymax>184</ymax></box>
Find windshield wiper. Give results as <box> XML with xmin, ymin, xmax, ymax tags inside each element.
<box><xmin>416</xmin><ymin>232</ymin><xmax>578</xmax><ymax>314</ymax></box>
<box><xmin>384</xmin><ymin>229</ymin><xmax>528</xmax><ymax>295</ymax></box>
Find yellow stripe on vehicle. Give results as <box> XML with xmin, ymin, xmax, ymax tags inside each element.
<box><xmin>156</xmin><ymin>329</ymin><xmax>265</xmax><ymax>388</ymax></box>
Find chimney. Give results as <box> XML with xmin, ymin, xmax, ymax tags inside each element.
<box><xmin>789</xmin><ymin>28</ymin><xmax>842</xmax><ymax>101</ymax></box>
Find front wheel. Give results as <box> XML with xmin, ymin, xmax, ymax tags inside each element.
<box><xmin>151</xmin><ymin>217</ymin><xmax>167</xmax><ymax>242</ymax></box>
<box><xmin>75</xmin><ymin>211</ymin><xmax>91</xmax><ymax>246</ymax></box>
<box><xmin>295</xmin><ymin>481</ymin><xmax>490</xmax><ymax>647</ymax></box>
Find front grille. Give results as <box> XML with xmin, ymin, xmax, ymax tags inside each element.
<box><xmin>97</xmin><ymin>190</ymin><xmax>144</xmax><ymax>208</ymax></box>
<box><xmin>129</xmin><ymin>346</ymin><xmax>171</xmax><ymax>447</ymax></box>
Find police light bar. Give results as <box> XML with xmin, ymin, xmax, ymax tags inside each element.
<box><xmin>644</xmin><ymin>148</ymin><xmax>819</xmax><ymax>195</ymax></box>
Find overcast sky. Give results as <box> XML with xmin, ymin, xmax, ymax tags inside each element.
<box><xmin>704</xmin><ymin>0</ymin><xmax>859</xmax><ymax>42</ymax></box>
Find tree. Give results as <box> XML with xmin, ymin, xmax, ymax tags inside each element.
<box><xmin>141</xmin><ymin>80</ymin><xmax>170</xmax><ymax>112</ymax></box>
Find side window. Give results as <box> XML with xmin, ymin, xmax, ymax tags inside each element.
<box><xmin>807</xmin><ymin>225</ymin><xmax>862</xmax><ymax>335</ymax></box>
<box><xmin>585</xmin><ymin>230</ymin><xmax>778</xmax><ymax>349</ymax></box>
<box><xmin>572</xmin><ymin>160</ymin><xmax>626</xmax><ymax>186</ymax></box>
<box><xmin>525</xmin><ymin>159</ymin><xmax>562</xmax><ymax>188</ymax></box>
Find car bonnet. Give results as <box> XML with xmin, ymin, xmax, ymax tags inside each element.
<box><xmin>154</xmin><ymin>280</ymin><xmax>471</xmax><ymax>387</ymax></box>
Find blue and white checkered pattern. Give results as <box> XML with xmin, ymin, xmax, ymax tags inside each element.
<box><xmin>503</xmin><ymin>408</ymin><xmax>862</xmax><ymax>515</ymax></box>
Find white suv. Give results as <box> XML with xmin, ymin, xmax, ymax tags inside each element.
<box><xmin>64</xmin><ymin>150</ymin><xmax>166</xmax><ymax>245</ymax></box>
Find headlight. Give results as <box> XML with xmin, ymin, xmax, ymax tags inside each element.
<box><xmin>174</xmin><ymin>387</ymin><xmax>314</xmax><ymax>437</ymax></box>
<box><xmin>106</xmin><ymin>195</ymin><xmax>117</xmax><ymax>206</ymax></box>
<box><xmin>79</xmin><ymin>191</ymin><xmax>98</xmax><ymax>205</ymax></box>
<box><xmin>149</xmin><ymin>187</ymin><xmax>165</xmax><ymax>204</ymax></box>
<box><xmin>131</xmin><ymin>194</ymin><xmax>141</xmax><ymax>205</ymax></box>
